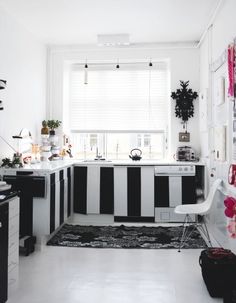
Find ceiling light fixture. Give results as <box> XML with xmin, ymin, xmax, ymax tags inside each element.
<box><xmin>97</xmin><ymin>34</ymin><xmax>130</xmax><ymax>47</ymax></box>
<box><xmin>116</xmin><ymin>59</ymin><xmax>120</xmax><ymax>69</ymax></box>
<box><xmin>84</xmin><ymin>60</ymin><xmax>88</xmax><ymax>85</ymax></box>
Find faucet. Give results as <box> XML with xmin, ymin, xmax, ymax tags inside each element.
<box><xmin>95</xmin><ymin>147</ymin><xmax>103</xmax><ymax>160</ymax></box>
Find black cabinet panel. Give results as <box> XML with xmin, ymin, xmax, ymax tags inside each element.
<box><xmin>127</xmin><ymin>167</ymin><xmax>141</xmax><ymax>217</ymax></box>
<box><xmin>59</xmin><ymin>170</ymin><xmax>64</xmax><ymax>181</ymax></box>
<box><xmin>155</xmin><ymin>176</ymin><xmax>169</xmax><ymax>207</ymax></box>
<box><xmin>50</xmin><ymin>173</ymin><xmax>55</xmax><ymax>185</ymax></box>
<box><xmin>182</xmin><ymin>176</ymin><xmax>196</xmax><ymax>204</ymax></box>
<box><xmin>50</xmin><ymin>173</ymin><xmax>56</xmax><ymax>234</ymax></box>
<box><xmin>60</xmin><ymin>180</ymin><xmax>65</xmax><ymax>225</ymax></box>
<box><xmin>3</xmin><ymin>175</ymin><xmax>45</xmax><ymax>238</ymax></box>
<box><xmin>67</xmin><ymin>167</ymin><xmax>71</xmax><ymax>217</ymax></box>
<box><xmin>31</xmin><ymin>177</ymin><xmax>45</xmax><ymax>197</ymax></box>
<box><xmin>0</xmin><ymin>203</ymin><xmax>8</xmax><ymax>303</ymax></box>
<box><xmin>74</xmin><ymin>167</ymin><xmax>87</xmax><ymax>214</ymax></box>
<box><xmin>100</xmin><ymin>167</ymin><xmax>114</xmax><ymax>214</ymax></box>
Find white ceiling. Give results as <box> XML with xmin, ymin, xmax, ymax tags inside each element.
<box><xmin>0</xmin><ymin>0</ymin><xmax>220</xmax><ymax>45</ymax></box>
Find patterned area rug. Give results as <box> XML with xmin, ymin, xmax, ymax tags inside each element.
<box><xmin>47</xmin><ymin>224</ymin><xmax>207</xmax><ymax>249</ymax></box>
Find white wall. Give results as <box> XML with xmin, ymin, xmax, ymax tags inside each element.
<box><xmin>200</xmin><ymin>0</ymin><xmax>236</xmax><ymax>252</ymax></box>
<box><xmin>48</xmin><ymin>45</ymin><xmax>200</xmax><ymax>158</ymax></box>
<box><xmin>0</xmin><ymin>6</ymin><xmax>46</xmax><ymax>159</ymax></box>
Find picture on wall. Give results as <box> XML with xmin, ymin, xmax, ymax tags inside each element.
<box><xmin>216</xmin><ymin>76</ymin><xmax>226</xmax><ymax>106</ymax></box>
<box><xmin>214</xmin><ymin>126</ymin><xmax>226</xmax><ymax>161</ymax></box>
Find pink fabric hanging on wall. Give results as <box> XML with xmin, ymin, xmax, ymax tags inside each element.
<box><xmin>228</xmin><ymin>43</ymin><xmax>235</xmax><ymax>99</ymax></box>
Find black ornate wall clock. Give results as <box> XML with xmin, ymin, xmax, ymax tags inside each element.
<box><xmin>171</xmin><ymin>80</ymin><xmax>198</xmax><ymax>123</ymax></box>
<box><xmin>171</xmin><ymin>80</ymin><xmax>198</xmax><ymax>142</ymax></box>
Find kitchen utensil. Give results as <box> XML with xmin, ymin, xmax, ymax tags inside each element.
<box><xmin>129</xmin><ymin>148</ymin><xmax>142</xmax><ymax>161</ymax></box>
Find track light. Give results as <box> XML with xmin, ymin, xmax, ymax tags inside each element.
<box><xmin>84</xmin><ymin>61</ymin><xmax>88</xmax><ymax>84</ymax></box>
<box><xmin>116</xmin><ymin>59</ymin><xmax>120</xmax><ymax>69</ymax></box>
<box><xmin>0</xmin><ymin>80</ymin><xmax>6</xmax><ymax>89</ymax></box>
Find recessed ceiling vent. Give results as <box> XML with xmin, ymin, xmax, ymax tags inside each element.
<box><xmin>97</xmin><ymin>34</ymin><xmax>130</xmax><ymax>46</ymax></box>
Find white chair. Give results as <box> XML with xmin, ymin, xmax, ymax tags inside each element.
<box><xmin>174</xmin><ymin>178</ymin><xmax>222</xmax><ymax>252</ymax></box>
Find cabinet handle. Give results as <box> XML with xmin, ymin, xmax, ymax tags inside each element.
<box><xmin>0</xmin><ymin>222</ymin><xmax>2</xmax><ymax>228</ymax></box>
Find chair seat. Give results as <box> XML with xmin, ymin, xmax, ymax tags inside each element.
<box><xmin>174</xmin><ymin>203</ymin><xmax>209</xmax><ymax>215</ymax></box>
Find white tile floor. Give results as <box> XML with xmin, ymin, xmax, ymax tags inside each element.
<box><xmin>8</xmin><ymin>246</ymin><xmax>223</xmax><ymax>303</ymax></box>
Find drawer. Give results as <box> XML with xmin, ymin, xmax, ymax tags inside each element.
<box><xmin>9</xmin><ymin>215</ymin><xmax>19</xmax><ymax>236</ymax></box>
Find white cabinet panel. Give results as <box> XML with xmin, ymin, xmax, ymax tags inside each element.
<box><xmin>55</xmin><ymin>179</ymin><xmax>60</xmax><ymax>229</ymax></box>
<box><xmin>141</xmin><ymin>167</ymin><xmax>154</xmax><ymax>216</ymax></box>
<box><xmin>114</xmin><ymin>167</ymin><xmax>127</xmax><ymax>216</ymax></box>
<box><xmin>87</xmin><ymin>166</ymin><xmax>100</xmax><ymax>214</ymax></box>
<box><xmin>169</xmin><ymin>176</ymin><xmax>182</xmax><ymax>207</ymax></box>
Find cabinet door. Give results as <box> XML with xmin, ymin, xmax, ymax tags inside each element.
<box><xmin>100</xmin><ymin>167</ymin><xmax>114</xmax><ymax>214</ymax></box>
<box><xmin>0</xmin><ymin>204</ymin><xmax>9</xmax><ymax>303</ymax></box>
<box><xmin>169</xmin><ymin>176</ymin><xmax>182</xmax><ymax>207</ymax></box>
<box><xmin>87</xmin><ymin>166</ymin><xmax>100</xmax><ymax>214</ymax></box>
<box><xmin>67</xmin><ymin>167</ymin><xmax>71</xmax><ymax>217</ymax></box>
<box><xmin>155</xmin><ymin>176</ymin><xmax>169</xmax><ymax>207</ymax></box>
<box><xmin>182</xmin><ymin>176</ymin><xmax>196</xmax><ymax>204</ymax></box>
<box><xmin>127</xmin><ymin>167</ymin><xmax>141</xmax><ymax>217</ymax></box>
<box><xmin>59</xmin><ymin>179</ymin><xmax>65</xmax><ymax>225</ymax></box>
<box><xmin>74</xmin><ymin>167</ymin><xmax>87</xmax><ymax>214</ymax></box>
<box><xmin>114</xmin><ymin>167</ymin><xmax>127</xmax><ymax>216</ymax></box>
<box><xmin>141</xmin><ymin>167</ymin><xmax>154</xmax><ymax>217</ymax></box>
<box><xmin>50</xmin><ymin>173</ymin><xmax>56</xmax><ymax>234</ymax></box>
<box><xmin>55</xmin><ymin>179</ymin><xmax>60</xmax><ymax>230</ymax></box>
<box><xmin>63</xmin><ymin>175</ymin><xmax>68</xmax><ymax>221</ymax></box>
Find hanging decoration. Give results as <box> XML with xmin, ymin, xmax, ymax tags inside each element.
<box><xmin>171</xmin><ymin>80</ymin><xmax>198</xmax><ymax>136</ymax></box>
<box><xmin>227</xmin><ymin>43</ymin><xmax>235</xmax><ymax>100</ymax></box>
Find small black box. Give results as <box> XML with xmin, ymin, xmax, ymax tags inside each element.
<box><xmin>199</xmin><ymin>248</ymin><xmax>236</xmax><ymax>298</ymax></box>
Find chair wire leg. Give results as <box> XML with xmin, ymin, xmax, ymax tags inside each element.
<box><xmin>178</xmin><ymin>215</ymin><xmax>189</xmax><ymax>252</ymax></box>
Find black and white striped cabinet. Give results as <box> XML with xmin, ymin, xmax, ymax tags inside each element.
<box><xmin>73</xmin><ymin>166</ymin><xmax>114</xmax><ymax>215</ymax></box>
<box><xmin>154</xmin><ymin>175</ymin><xmax>197</xmax><ymax>222</ymax></box>
<box><xmin>73</xmin><ymin>165</ymin><xmax>154</xmax><ymax>222</ymax></box>
<box><xmin>33</xmin><ymin>166</ymin><xmax>73</xmax><ymax>243</ymax></box>
<box><xmin>48</xmin><ymin>167</ymin><xmax>72</xmax><ymax>234</ymax></box>
<box><xmin>114</xmin><ymin>166</ymin><xmax>155</xmax><ymax>222</ymax></box>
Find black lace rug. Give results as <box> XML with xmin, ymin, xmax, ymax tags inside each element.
<box><xmin>47</xmin><ymin>224</ymin><xmax>207</xmax><ymax>249</ymax></box>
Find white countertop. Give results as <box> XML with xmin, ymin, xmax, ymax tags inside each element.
<box><xmin>0</xmin><ymin>158</ymin><xmax>205</xmax><ymax>174</ymax></box>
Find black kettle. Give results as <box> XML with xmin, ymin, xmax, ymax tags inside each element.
<box><xmin>129</xmin><ymin>148</ymin><xmax>142</xmax><ymax>161</ymax></box>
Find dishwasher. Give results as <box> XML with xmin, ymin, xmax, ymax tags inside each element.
<box><xmin>154</xmin><ymin>165</ymin><xmax>196</xmax><ymax>222</ymax></box>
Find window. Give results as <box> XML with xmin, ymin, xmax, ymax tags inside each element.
<box><xmin>68</xmin><ymin>61</ymin><xmax>170</xmax><ymax>159</ymax></box>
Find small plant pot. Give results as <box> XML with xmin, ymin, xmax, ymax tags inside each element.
<box><xmin>41</xmin><ymin>127</ymin><xmax>49</xmax><ymax>135</ymax></box>
<box><xmin>49</xmin><ymin>130</ymin><xmax>55</xmax><ymax>136</ymax></box>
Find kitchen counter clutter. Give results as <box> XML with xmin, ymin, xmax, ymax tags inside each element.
<box><xmin>0</xmin><ymin>159</ymin><xmax>205</xmax><ymax>247</ymax></box>
<box><xmin>0</xmin><ymin>158</ymin><xmax>205</xmax><ymax>173</ymax></box>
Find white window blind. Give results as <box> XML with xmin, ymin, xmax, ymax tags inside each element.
<box><xmin>69</xmin><ymin>62</ymin><xmax>169</xmax><ymax>131</ymax></box>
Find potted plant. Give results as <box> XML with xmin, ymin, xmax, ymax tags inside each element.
<box><xmin>41</xmin><ymin>120</ymin><xmax>49</xmax><ymax>135</ymax></box>
<box><xmin>47</xmin><ymin>120</ymin><xmax>62</xmax><ymax>135</ymax></box>
<box><xmin>1</xmin><ymin>157</ymin><xmax>12</xmax><ymax>168</ymax></box>
<box><xmin>12</xmin><ymin>154</ymin><xmax>23</xmax><ymax>168</ymax></box>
